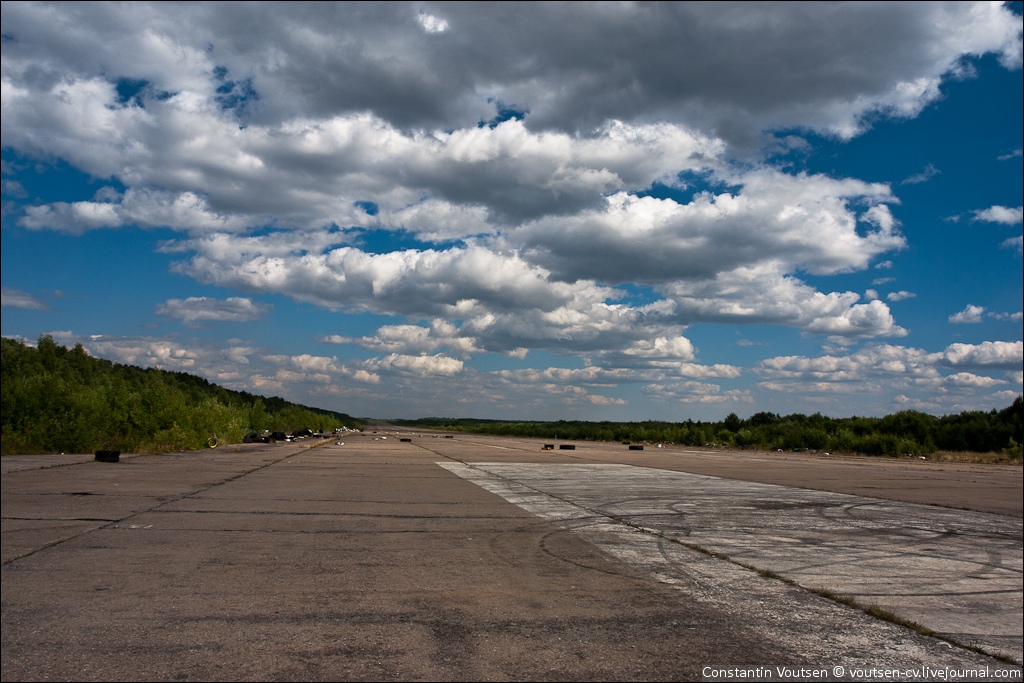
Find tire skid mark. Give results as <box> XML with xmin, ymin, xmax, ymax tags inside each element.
<box><xmin>440</xmin><ymin>461</ymin><xmax>1023</xmax><ymax>666</ymax></box>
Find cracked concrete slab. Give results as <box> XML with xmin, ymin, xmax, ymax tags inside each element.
<box><xmin>440</xmin><ymin>462</ymin><xmax>1023</xmax><ymax>664</ymax></box>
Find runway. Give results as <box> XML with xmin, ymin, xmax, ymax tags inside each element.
<box><xmin>441</xmin><ymin>461</ymin><xmax>1023</xmax><ymax>664</ymax></box>
<box><xmin>2</xmin><ymin>432</ymin><xmax>1021</xmax><ymax>680</ymax></box>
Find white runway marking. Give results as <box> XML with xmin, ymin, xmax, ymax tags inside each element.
<box><xmin>440</xmin><ymin>462</ymin><xmax>1023</xmax><ymax>666</ymax></box>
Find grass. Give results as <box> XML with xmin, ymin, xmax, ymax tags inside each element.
<box><xmin>920</xmin><ymin>450</ymin><xmax>1022</xmax><ymax>465</ymax></box>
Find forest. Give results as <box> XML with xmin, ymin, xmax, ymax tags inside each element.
<box><xmin>2</xmin><ymin>335</ymin><xmax>1021</xmax><ymax>461</ymax></box>
<box><xmin>1</xmin><ymin>336</ymin><xmax>360</xmax><ymax>455</ymax></box>
<box><xmin>397</xmin><ymin>398</ymin><xmax>1023</xmax><ymax>460</ymax></box>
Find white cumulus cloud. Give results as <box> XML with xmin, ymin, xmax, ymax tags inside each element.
<box><xmin>973</xmin><ymin>205</ymin><xmax>1024</xmax><ymax>225</ymax></box>
<box><xmin>156</xmin><ymin>297</ymin><xmax>270</xmax><ymax>325</ymax></box>
<box><xmin>949</xmin><ymin>305</ymin><xmax>986</xmax><ymax>324</ymax></box>
<box><xmin>942</xmin><ymin>341</ymin><xmax>1023</xmax><ymax>369</ymax></box>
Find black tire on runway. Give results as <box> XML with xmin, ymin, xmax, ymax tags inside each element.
<box><xmin>95</xmin><ymin>449</ymin><xmax>120</xmax><ymax>463</ymax></box>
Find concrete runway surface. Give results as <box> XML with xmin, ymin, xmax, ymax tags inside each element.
<box><xmin>2</xmin><ymin>430</ymin><xmax>1021</xmax><ymax>681</ymax></box>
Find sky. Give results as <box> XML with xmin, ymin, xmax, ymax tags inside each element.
<box><xmin>2</xmin><ymin>2</ymin><xmax>1022</xmax><ymax>422</ymax></box>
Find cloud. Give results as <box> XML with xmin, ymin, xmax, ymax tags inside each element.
<box><xmin>756</xmin><ymin>344</ymin><xmax>944</xmax><ymax>385</ymax></box>
<box><xmin>19</xmin><ymin>190</ymin><xmax>252</xmax><ymax>235</ymax></box>
<box><xmin>1001</xmin><ymin>235</ymin><xmax>1023</xmax><ymax>254</ymax></box>
<box><xmin>7</xmin><ymin>3</ymin><xmax>1014</xmax><ymax>355</ymax></box>
<box><xmin>998</xmin><ymin>149</ymin><xmax>1023</xmax><ymax>161</ymax></box>
<box><xmin>944</xmin><ymin>372</ymin><xmax>1005</xmax><ymax>388</ymax></box>
<box><xmin>483</xmin><ymin>366</ymin><xmax>641</xmax><ymax>409</ymax></box>
<box><xmin>417</xmin><ymin>12</ymin><xmax>449</xmax><ymax>34</ymax></box>
<box><xmin>365</xmin><ymin>353</ymin><xmax>464</xmax><ymax>378</ymax></box>
<box><xmin>46</xmin><ymin>333</ymin><xmax>286</xmax><ymax>396</ymax></box>
<box><xmin>949</xmin><ymin>304</ymin><xmax>986</xmax><ymax>324</ymax></box>
<box><xmin>34</xmin><ymin>329</ymin><xmax>1020</xmax><ymax>422</ymax></box>
<box><xmin>173</xmin><ymin>238</ymin><xmax>618</xmax><ymax>326</ymax></box>
<box><xmin>493</xmin><ymin>366</ymin><xmax>608</xmax><ymax>386</ymax></box>
<box><xmin>172</xmin><ymin>215</ymin><xmax>908</xmax><ymax>358</ymax></box>
<box><xmin>593</xmin><ymin>336</ymin><xmax>743</xmax><ymax>378</ymax></box>
<box><xmin>886</xmin><ymin>291</ymin><xmax>916</xmax><ymax>302</ymax></box>
<box><xmin>641</xmin><ymin>382</ymin><xmax>753</xmax><ymax>405</ymax></box>
<box><xmin>518</xmin><ymin>171</ymin><xmax>904</xmax><ymax>284</ymax></box>
<box><xmin>42</xmin><ymin>330</ymin><xmax>472</xmax><ymax>401</ymax></box>
<box><xmin>2</xmin><ymin>179</ymin><xmax>28</xmax><ymax>198</ymax></box>
<box><xmin>660</xmin><ymin>266</ymin><xmax>907</xmax><ymax>338</ymax></box>
<box><xmin>901</xmin><ymin>164</ymin><xmax>940</xmax><ymax>185</ymax></box>
<box><xmin>948</xmin><ymin>306</ymin><xmax>1023</xmax><ymax>325</ymax></box>
<box><xmin>1</xmin><ymin>287</ymin><xmax>50</xmax><ymax>310</ymax></box>
<box><xmin>942</xmin><ymin>341</ymin><xmax>1023</xmax><ymax>369</ymax></box>
<box><xmin>322</xmin><ymin>320</ymin><xmax>484</xmax><ymax>360</ymax></box>
<box><xmin>156</xmin><ymin>297</ymin><xmax>271</xmax><ymax>325</ymax></box>
<box><xmin>598</xmin><ymin>335</ymin><xmax>695</xmax><ymax>364</ymax></box>
<box><xmin>5</xmin><ymin>3</ymin><xmax>1018</xmax><ymax>146</ymax></box>
<box><xmin>11</xmin><ymin>110</ymin><xmax>724</xmax><ymax>236</ymax></box>
<box><xmin>972</xmin><ymin>205</ymin><xmax>1024</xmax><ymax>225</ymax></box>
<box><xmin>3</xmin><ymin>3</ymin><xmax>1019</xmax><ymax>232</ymax></box>
<box><xmin>3</xmin><ymin>3</ymin><xmax>1021</xmax><ymax>418</ymax></box>
<box><xmin>584</xmin><ymin>394</ymin><xmax>628</xmax><ymax>406</ymax></box>
<box><xmin>754</xmin><ymin>341</ymin><xmax>1023</xmax><ymax>414</ymax></box>
<box><xmin>49</xmin><ymin>332</ymin><xmax>234</xmax><ymax>378</ymax></box>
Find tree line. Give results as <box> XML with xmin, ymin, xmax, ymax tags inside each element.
<box><xmin>1</xmin><ymin>336</ymin><xmax>361</xmax><ymax>455</ymax></box>
<box><xmin>397</xmin><ymin>398</ymin><xmax>1023</xmax><ymax>459</ymax></box>
<box><xmin>4</xmin><ymin>334</ymin><xmax>1020</xmax><ymax>460</ymax></box>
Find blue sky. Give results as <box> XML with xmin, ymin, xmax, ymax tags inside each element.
<box><xmin>2</xmin><ymin>2</ymin><xmax>1022</xmax><ymax>421</ymax></box>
